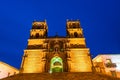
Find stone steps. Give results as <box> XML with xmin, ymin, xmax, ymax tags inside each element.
<box><xmin>1</xmin><ymin>72</ymin><xmax>120</xmax><ymax>80</ymax></box>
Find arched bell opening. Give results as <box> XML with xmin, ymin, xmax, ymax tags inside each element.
<box><xmin>50</xmin><ymin>56</ymin><xmax>63</xmax><ymax>73</ymax></box>
<box><xmin>74</xmin><ymin>32</ymin><xmax>78</xmax><ymax>38</ymax></box>
<box><xmin>35</xmin><ymin>33</ymin><xmax>39</xmax><ymax>38</ymax></box>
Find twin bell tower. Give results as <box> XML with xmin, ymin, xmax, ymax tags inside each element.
<box><xmin>20</xmin><ymin>20</ymin><xmax>93</xmax><ymax>73</ymax></box>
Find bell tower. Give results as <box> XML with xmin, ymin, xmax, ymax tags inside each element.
<box><xmin>66</xmin><ymin>20</ymin><xmax>83</xmax><ymax>38</ymax></box>
<box><xmin>30</xmin><ymin>21</ymin><xmax>48</xmax><ymax>38</ymax></box>
<box><xmin>66</xmin><ymin>20</ymin><xmax>92</xmax><ymax>72</ymax></box>
<box><xmin>20</xmin><ymin>20</ymin><xmax>48</xmax><ymax>73</ymax></box>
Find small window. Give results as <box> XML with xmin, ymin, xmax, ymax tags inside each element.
<box><xmin>35</xmin><ymin>33</ymin><xmax>39</xmax><ymax>38</ymax></box>
<box><xmin>72</xmin><ymin>23</ymin><xmax>76</xmax><ymax>28</ymax></box>
<box><xmin>74</xmin><ymin>32</ymin><xmax>78</xmax><ymax>37</ymax></box>
<box><xmin>110</xmin><ymin>71</ymin><xmax>117</xmax><ymax>77</ymax></box>
<box><xmin>106</xmin><ymin>59</ymin><xmax>112</xmax><ymax>63</ymax></box>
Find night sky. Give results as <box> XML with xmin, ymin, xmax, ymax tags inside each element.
<box><xmin>0</xmin><ymin>0</ymin><xmax>120</xmax><ymax>69</ymax></box>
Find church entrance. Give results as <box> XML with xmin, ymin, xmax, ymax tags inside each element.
<box><xmin>50</xmin><ymin>56</ymin><xmax>63</xmax><ymax>73</ymax></box>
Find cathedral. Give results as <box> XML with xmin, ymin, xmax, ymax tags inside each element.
<box><xmin>20</xmin><ymin>20</ymin><xmax>93</xmax><ymax>73</ymax></box>
<box><xmin>1</xmin><ymin>20</ymin><xmax>120</xmax><ymax>80</ymax></box>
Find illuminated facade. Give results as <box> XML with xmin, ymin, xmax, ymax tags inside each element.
<box><xmin>93</xmin><ymin>54</ymin><xmax>120</xmax><ymax>78</ymax></box>
<box><xmin>0</xmin><ymin>61</ymin><xmax>19</xmax><ymax>79</ymax></box>
<box><xmin>20</xmin><ymin>20</ymin><xmax>93</xmax><ymax>73</ymax></box>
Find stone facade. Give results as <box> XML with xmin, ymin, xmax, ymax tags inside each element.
<box><xmin>20</xmin><ymin>20</ymin><xmax>93</xmax><ymax>73</ymax></box>
<box><xmin>0</xmin><ymin>61</ymin><xmax>19</xmax><ymax>79</ymax></box>
<box><xmin>93</xmin><ymin>54</ymin><xmax>120</xmax><ymax>78</ymax></box>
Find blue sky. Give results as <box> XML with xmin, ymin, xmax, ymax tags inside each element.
<box><xmin>0</xmin><ymin>0</ymin><xmax>120</xmax><ymax>69</ymax></box>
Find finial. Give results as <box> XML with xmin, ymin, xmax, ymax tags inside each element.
<box><xmin>55</xmin><ymin>32</ymin><xmax>58</xmax><ymax>37</ymax></box>
<box><xmin>33</xmin><ymin>20</ymin><xmax>36</xmax><ymax>22</ymax></box>
<box><xmin>45</xmin><ymin>19</ymin><xmax>47</xmax><ymax>22</ymax></box>
<box><xmin>56</xmin><ymin>32</ymin><xmax>58</xmax><ymax>36</ymax></box>
<box><xmin>67</xmin><ymin>19</ymin><xmax>69</xmax><ymax>21</ymax></box>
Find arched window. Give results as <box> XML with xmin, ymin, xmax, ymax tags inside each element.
<box><xmin>35</xmin><ymin>33</ymin><xmax>39</xmax><ymax>38</ymax></box>
<box><xmin>36</xmin><ymin>26</ymin><xmax>40</xmax><ymax>29</ymax></box>
<box><xmin>72</xmin><ymin>23</ymin><xmax>76</xmax><ymax>28</ymax></box>
<box><xmin>39</xmin><ymin>24</ymin><xmax>44</xmax><ymax>29</ymax></box>
<box><xmin>74</xmin><ymin>32</ymin><xmax>78</xmax><ymax>38</ymax></box>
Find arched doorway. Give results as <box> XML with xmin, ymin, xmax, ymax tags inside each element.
<box><xmin>50</xmin><ymin>56</ymin><xmax>63</xmax><ymax>73</ymax></box>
